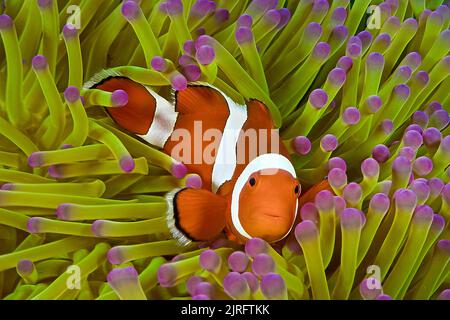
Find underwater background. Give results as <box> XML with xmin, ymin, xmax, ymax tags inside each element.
<box><xmin>0</xmin><ymin>0</ymin><xmax>449</xmax><ymax>300</ymax></box>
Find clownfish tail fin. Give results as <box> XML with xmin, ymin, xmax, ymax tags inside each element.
<box><xmin>165</xmin><ymin>188</ymin><xmax>228</xmax><ymax>245</ymax></box>
<box><xmin>85</xmin><ymin>70</ymin><xmax>177</xmax><ymax>148</ymax></box>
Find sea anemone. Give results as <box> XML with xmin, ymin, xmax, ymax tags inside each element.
<box><xmin>0</xmin><ymin>0</ymin><xmax>449</xmax><ymax>300</ymax></box>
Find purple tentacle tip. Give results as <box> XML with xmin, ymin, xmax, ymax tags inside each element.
<box><xmin>164</xmin><ymin>0</ymin><xmax>184</xmax><ymax>16</ymax></box>
<box><xmin>91</xmin><ymin>220</ymin><xmax>106</xmax><ymax>237</ymax></box>
<box><xmin>111</xmin><ymin>90</ymin><xmax>129</xmax><ymax>107</ymax></box>
<box><xmin>337</xmin><ymin>56</ymin><xmax>353</xmax><ymax>72</ymax></box>
<box><xmin>392</xmin><ymin>156</ymin><xmax>412</xmax><ymax>174</ymax></box>
<box><xmin>295</xmin><ymin>220</ymin><xmax>318</xmax><ymax>242</ymax></box>
<box><xmin>413</xmin><ymin>157</ymin><xmax>433</xmax><ymax>177</ymax></box>
<box><xmin>328</xmin><ymin>157</ymin><xmax>347</xmax><ymax>171</ymax></box>
<box><xmin>182</xmin><ymin>64</ymin><xmax>201</xmax><ymax>82</ymax></box>
<box><xmin>438</xmin><ymin>289</ymin><xmax>450</xmax><ymax>300</ymax></box>
<box><xmin>261</xmin><ymin>273</ymin><xmax>286</xmax><ymax>299</ymax></box>
<box><xmin>360</xmin><ymin>278</ymin><xmax>383</xmax><ymax>300</ymax></box>
<box><xmin>215</xmin><ymin>9</ymin><xmax>230</xmax><ymax>24</ymax></box>
<box><xmin>412</xmin><ymin>111</ymin><xmax>428</xmax><ymax>128</ymax></box>
<box><xmin>309</xmin><ymin>89</ymin><xmax>328</xmax><ymax>109</ymax></box>
<box><xmin>369</xmin><ymin>193</ymin><xmax>390</xmax><ymax>214</ymax></box>
<box><xmin>315</xmin><ymin>190</ymin><xmax>335</xmax><ymax>211</ymax></box>
<box><xmin>196</xmin><ymin>45</ymin><xmax>216</xmax><ymax>65</ymax></box>
<box><xmin>157</xmin><ymin>263</ymin><xmax>177</xmax><ymax>287</ymax></box>
<box><xmin>328</xmin><ymin>68</ymin><xmax>346</xmax><ymax>86</ymax></box>
<box><xmin>346</xmin><ymin>37</ymin><xmax>362</xmax><ymax>57</ymax></box>
<box><xmin>235</xmin><ymin>26</ymin><xmax>253</xmax><ymax>45</ymax></box>
<box><xmin>293</xmin><ymin>136</ymin><xmax>311</xmax><ymax>155</ymax></box>
<box><xmin>187</xmin><ymin>276</ymin><xmax>204</xmax><ymax>296</ymax></box>
<box><xmin>37</xmin><ymin>0</ymin><xmax>52</xmax><ymax>8</ymax></box>
<box><xmin>171</xmin><ymin>162</ymin><xmax>188</xmax><ymax>179</ymax></box>
<box><xmin>171</xmin><ymin>74</ymin><xmax>188</xmax><ymax>91</ymax></box>
<box><xmin>32</xmin><ymin>55</ymin><xmax>48</xmax><ymax>70</ymax></box>
<box><xmin>1</xmin><ymin>183</ymin><xmax>13</xmax><ymax>191</ymax></box>
<box><xmin>0</xmin><ymin>14</ymin><xmax>12</xmax><ymax>29</ymax></box>
<box><xmin>62</xmin><ymin>24</ymin><xmax>78</xmax><ymax>39</ymax></box>
<box><xmin>343</xmin><ymin>107</ymin><xmax>360</xmax><ymax>125</ymax></box>
<box><xmin>332</xmin><ymin>7</ymin><xmax>347</xmax><ymax>25</ymax></box>
<box><xmin>242</xmin><ymin>272</ymin><xmax>259</xmax><ymax>293</ymax></box>
<box><xmin>343</xmin><ymin>183</ymin><xmax>363</xmax><ymax>205</ymax></box>
<box><xmin>437</xmin><ymin>239</ymin><xmax>450</xmax><ymax>255</ymax></box>
<box><xmin>56</xmin><ymin>204</ymin><xmax>71</xmax><ymax>220</ymax></box>
<box><xmin>17</xmin><ymin>259</ymin><xmax>34</xmax><ymax>274</ymax></box>
<box><xmin>367</xmin><ymin>53</ymin><xmax>384</xmax><ymax>68</ymax></box>
<box><xmin>277</xmin><ymin>8</ymin><xmax>291</xmax><ymax>29</ymax></box>
<box><xmin>121</xmin><ymin>1</ymin><xmax>140</xmax><ymax>20</ymax></box>
<box><xmin>64</xmin><ymin>86</ymin><xmax>80</xmax><ymax>103</ymax></box>
<box><xmin>107</xmin><ymin>247</ymin><xmax>124</xmax><ymax>265</ymax></box>
<box><xmin>119</xmin><ymin>156</ymin><xmax>135</xmax><ymax>173</ymax></box>
<box><xmin>394</xmin><ymin>84</ymin><xmax>410</xmax><ymax>100</ymax></box>
<box><xmin>394</xmin><ymin>189</ymin><xmax>417</xmax><ymax>210</ymax></box>
<box><xmin>412</xmin><ymin>205</ymin><xmax>434</xmax><ymax>224</ymax></box>
<box><xmin>26</xmin><ymin>217</ymin><xmax>41</xmax><ymax>234</ymax></box>
<box><xmin>245</xmin><ymin>237</ymin><xmax>268</xmax><ymax>257</ymax></box>
<box><xmin>252</xmin><ymin>253</ymin><xmax>275</xmax><ymax>276</ymax></box>
<box><xmin>47</xmin><ymin>165</ymin><xmax>62</xmax><ymax>178</ymax></box>
<box><xmin>321</xmin><ymin>134</ymin><xmax>338</xmax><ymax>152</ymax></box>
<box><xmin>237</xmin><ymin>14</ymin><xmax>253</xmax><ymax>28</ymax></box>
<box><xmin>223</xmin><ymin>272</ymin><xmax>249</xmax><ymax>298</ymax></box>
<box><xmin>151</xmin><ymin>56</ymin><xmax>167</xmax><ymax>72</ymax></box>
<box><xmin>107</xmin><ymin>266</ymin><xmax>139</xmax><ymax>285</ymax></box>
<box><xmin>264</xmin><ymin>9</ymin><xmax>281</xmax><ymax>26</ymax></box>
<box><xmin>193</xmin><ymin>282</ymin><xmax>214</xmax><ymax>297</ymax></box>
<box><xmin>372</xmin><ymin>144</ymin><xmax>390</xmax><ymax>163</ymax></box>
<box><xmin>314</xmin><ymin>42</ymin><xmax>331</xmax><ymax>59</ymax></box>
<box><xmin>186</xmin><ymin>175</ymin><xmax>202</xmax><ymax>189</ymax></box>
<box><xmin>228</xmin><ymin>251</ymin><xmax>249</xmax><ymax>273</ymax></box>
<box><xmin>403</xmin><ymin>130</ymin><xmax>423</xmax><ymax>150</ymax></box>
<box><xmin>199</xmin><ymin>250</ymin><xmax>221</xmax><ymax>271</ymax></box>
<box><xmin>361</xmin><ymin>158</ymin><xmax>379</xmax><ymax>177</ymax></box>
<box><xmin>28</xmin><ymin>152</ymin><xmax>43</xmax><ymax>168</ymax></box>
<box><xmin>328</xmin><ymin>168</ymin><xmax>347</xmax><ymax>189</ymax></box>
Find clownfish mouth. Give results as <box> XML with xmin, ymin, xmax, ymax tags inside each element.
<box><xmin>263</xmin><ymin>213</ymin><xmax>284</xmax><ymax>219</ymax></box>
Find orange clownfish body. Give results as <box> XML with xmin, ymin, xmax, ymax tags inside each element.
<box><xmin>87</xmin><ymin>71</ymin><xmax>327</xmax><ymax>245</ymax></box>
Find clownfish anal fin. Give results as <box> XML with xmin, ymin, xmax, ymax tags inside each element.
<box><xmin>166</xmin><ymin>188</ymin><xmax>228</xmax><ymax>245</ymax></box>
<box><xmin>89</xmin><ymin>76</ymin><xmax>157</xmax><ymax>136</ymax></box>
<box><xmin>174</xmin><ymin>85</ymin><xmax>230</xmax><ymax>117</ymax></box>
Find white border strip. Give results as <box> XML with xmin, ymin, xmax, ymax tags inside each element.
<box><xmin>211</xmin><ymin>98</ymin><xmax>248</xmax><ymax>192</ymax></box>
<box><xmin>231</xmin><ymin>153</ymin><xmax>298</xmax><ymax>240</ymax></box>
<box><xmin>139</xmin><ymin>87</ymin><xmax>178</xmax><ymax>148</ymax></box>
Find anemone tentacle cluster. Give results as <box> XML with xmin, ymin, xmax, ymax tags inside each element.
<box><xmin>0</xmin><ymin>0</ymin><xmax>448</xmax><ymax>300</ymax></box>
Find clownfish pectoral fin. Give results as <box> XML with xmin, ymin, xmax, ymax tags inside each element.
<box><xmin>299</xmin><ymin>179</ymin><xmax>333</xmax><ymax>207</ymax></box>
<box><xmin>85</xmin><ymin>71</ymin><xmax>177</xmax><ymax>148</ymax></box>
<box><xmin>174</xmin><ymin>84</ymin><xmax>230</xmax><ymax>118</ymax></box>
<box><xmin>166</xmin><ymin>188</ymin><xmax>228</xmax><ymax>245</ymax></box>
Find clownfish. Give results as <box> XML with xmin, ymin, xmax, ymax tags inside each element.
<box><xmin>86</xmin><ymin>70</ymin><xmax>329</xmax><ymax>245</ymax></box>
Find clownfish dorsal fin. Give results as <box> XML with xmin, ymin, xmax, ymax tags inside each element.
<box><xmin>84</xmin><ymin>70</ymin><xmax>177</xmax><ymax>148</ymax></box>
<box><xmin>173</xmin><ymin>84</ymin><xmax>232</xmax><ymax>117</ymax></box>
<box><xmin>166</xmin><ymin>188</ymin><xmax>228</xmax><ymax>245</ymax></box>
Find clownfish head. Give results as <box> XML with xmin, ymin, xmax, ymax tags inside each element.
<box><xmin>227</xmin><ymin>154</ymin><xmax>300</xmax><ymax>244</ymax></box>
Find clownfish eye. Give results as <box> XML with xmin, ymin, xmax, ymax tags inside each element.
<box><xmin>249</xmin><ymin>177</ymin><xmax>256</xmax><ymax>187</ymax></box>
<box><xmin>294</xmin><ymin>185</ymin><xmax>300</xmax><ymax>194</ymax></box>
